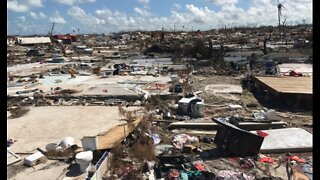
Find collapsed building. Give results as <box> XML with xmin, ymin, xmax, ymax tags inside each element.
<box><xmin>7</xmin><ymin>25</ymin><xmax>313</xmax><ymax>180</ymax></box>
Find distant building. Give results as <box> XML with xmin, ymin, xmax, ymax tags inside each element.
<box><xmin>16</xmin><ymin>37</ymin><xmax>51</xmax><ymax>46</ymax></box>
<box><xmin>52</xmin><ymin>34</ymin><xmax>77</xmax><ymax>44</ymax></box>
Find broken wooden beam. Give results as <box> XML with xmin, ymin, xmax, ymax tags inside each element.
<box><xmin>168</xmin><ymin>121</ymin><xmax>288</xmax><ymax>131</ymax></box>
<box><xmin>96</xmin><ymin>117</ymin><xmax>142</xmax><ymax>150</ymax></box>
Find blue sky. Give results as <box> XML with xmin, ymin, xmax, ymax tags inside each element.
<box><xmin>7</xmin><ymin>0</ymin><xmax>312</xmax><ymax>35</ymax></box>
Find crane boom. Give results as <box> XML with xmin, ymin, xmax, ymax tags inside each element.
<box><xmin>50</xmin><ymin>22</ymin><xmax>55</xmax><ymax>38</ymax></box>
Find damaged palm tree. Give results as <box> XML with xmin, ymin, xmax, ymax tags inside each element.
<box><xmin>277</xmin><ymin>0</ymin><xmax>285</xmax><ymax>38</ymax></box>
<box><xmin>207</xmin><ymin>37</ymin><xmax>213</xmax><ymax>63</ymax></box>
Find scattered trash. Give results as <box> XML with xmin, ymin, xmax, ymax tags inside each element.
<box><xmin>145</xmin><ymin>131</ymin><xmax>161</xmax><ymax>145</ymax></box>
<box><xmin>228</xmin><ymin>104</ymin><xmax>243</xmax><ymax>109</ymax></box>
<box><xmin>168</xmin><ymin>169</ymin><xmax>180</xmax><ymax>179</ymax></box>
<box><xmin>7</xmin><ymin>33</ymin><xmax>313</xmax><ymax>180</ymax></box>
<box><xmin>287</xmin><ymin>155</ymin><xmax>306</xmax><ymax>163</ymax></box>
<box><xmin>301</xmin><ymin>160</ymin><xmax>313</xmax><ymax>180</ymax></box>
<box><xmin>194</xmin><ymin>164</ymin><xmax>206</xmax><ymax>171</ymax></box>
<box><xmin>16</xmin><ymin>88</ymin><xmax>40</xmax><ymax>94</ymax></box>
<box><xmin>256</xmin><ymin>130</ymin><xmax>269</xmax><ymax>137</ymax></box>
<box><xmin>239</xmin><ymin>158</ymin><xmax>255</xmax><ymax>169</ymax></box>
<box><xmin>172</xmin><ymin>134</ymin><xmax>199</xmax><ymax>149</ymax></box>
<box><xmin>265</xmin><ymin>109</ymin><xmax>282</xmax><ymax>121</ymax></box>
<box><xmin>216</xmin><ymin>170</ymin><xmax>255</xmax><ymax>180</ymax></box>
<box><xmin>7</xmin><ymin>139</ymin><xmax>17</xmax><ymax>147</ymax></box>
<box><xmin>259</xmin><ymin>157</ymin><xmax>274</xmax><ymax>163</ymax></box>
<box><xmin>57</xmin><ymin>137</ymin><xmax>76</xmax><ymax>148</ymax></box>
<box><xmin>183</xmin><ymin>145</ymin><xmax>197</xmax><ymax>153</ymax></box>
<box><xmin>155</xmin><ymin>144</ymin><xmax>174</xmax><ymax>155</ymax></box>
<box><xmin>180</xmin><ymin>172</ymin><xmax>189</xmax><ymax>180</ymax></box>
<box><xmin>253</xmin><ymin>110</ymin><xmax>267</xmax><ymax>121</ymax></box>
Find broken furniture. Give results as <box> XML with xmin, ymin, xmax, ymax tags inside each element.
<box><xmin>213</xmin><ymin>118</ymin><xmax>264</xmax><ymax>157</ymax></box>
<box><xmin>178</xmin><ymin>96</ymin><xmax>204</xmax><ymax>118</ymax></box>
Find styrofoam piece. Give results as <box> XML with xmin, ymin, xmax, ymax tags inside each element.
<box><xmin>24</xmin><ymin>151</ymin><xmax>46</xmax><ymax>167</ymax></box>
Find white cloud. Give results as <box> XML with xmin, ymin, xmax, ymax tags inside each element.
<box><xmin>9</xmin><ymin>0</ymin><xmax>312</xmax><ymax>35</ymax></box>
<box><xmin>18</xmin><ymin>16</ymin><xmax>26</xmax><ymax>22</ymax></box>
<box><xmin>95</xmin><ymin>9</ymin><xmax>112</xmax><ymax>16</ymax></box>
<box><xmin>210</xmin><ymin>0</ymin><xmax>238</xmax><ymax>5</ymax></box>
<box><xmin>7</xmin><ymin>0</ymin><xmax>44</xmax><ymax>12</ymax></box>
<box><xmin>49</xmin><ymin>11</ymin><xmax>66</xmax><ymax>24</ymax></box>
<box><xmin>173</xmin><ymin>3</ymin><xmax>182</xmax><ymax>10</ymax></box>
<box><xmin>28</xmin><ymin>0</ymin><xmax>43</xmax><ymax>7</ymax></box>
<box><xmin>138</xmin><ymin>0</ymin><xmax>149</xmax><ymax>4</ymax></box>
<box><xmin>53</xmin><ymin>0</ymin><xmax>96</xmax><ymax>6</ymax></box>
<box><xmin>134</xmin><ymin>7</ymin><xmax>152</xmax><ymax>16</ymax></box>
<box><xmin>30</xmin><ymin>11</ymin><xmax>47</xmax><ymax>19</ymax></box>
<box><xmin>30</xmin><ymin>12</ymin><xmax>38</xmax><ymax>19</ymax></box>
<box><xmin>39</xmin><ymin>12</ymin><xmax>47</xmax><ymax>19</ymax></box>
<box><xmin>68</xmin><ymin>6</ymin><xmax>105</xmax><ymax>26</ymax></box>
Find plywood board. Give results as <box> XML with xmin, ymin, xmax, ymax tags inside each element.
<box><xmin>254</xmin><ymin>76</ymin><xmax>312</xmax><ymax>95</ymax></box>
<box><xmin>96</xmin><ymin>117</ymin><xmax>141</xmax><ymax>150</ymax></box>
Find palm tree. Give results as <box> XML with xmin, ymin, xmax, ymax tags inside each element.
<box><xmin>277</xmin><ymin>0</ymin><xmax>285</xmax><ymax>38</ymax></box>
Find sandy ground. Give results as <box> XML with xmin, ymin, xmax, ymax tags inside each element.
<box><xmin>7</xmin><ymin>106</ymin><xmax>140</xmax><ymax>153</ymax></box>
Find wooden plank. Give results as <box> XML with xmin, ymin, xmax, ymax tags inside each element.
<box><xmin>96</xmin><ymin>118</ymin><xmax>141</xmax><ymax>150</ymax></box>
<box><xmin>168</xmin><ymin>121</ymin><xmax>288</xmax><ymax>130</ymax></box>
<box><xmin>253</xmin><ymin>76</ymin><xmax>312</xmax><ymax>95</ymax></box>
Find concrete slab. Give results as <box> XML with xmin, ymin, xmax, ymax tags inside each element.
<box><xmin>39</xmin><ymin>75</ymin><xmax>92</xmax><ymax>86</ymax></box>
<box><xmin>205</xmin><ymin>84</ymin><xmax>243</xmax><ymax>94</ymax></box>
<box><xmin>8</xmin><ymin>63</ymin><xmax>66</xmax><ymax>77</ymax></box>
<box><xmin>79</xmin><ymin>84</ymin><xmax>138</xmax><ymax>96</ymax></box>
<box><xmin>252</xmin><ymin>128</ymin><xmax>313</xmax><ymax>153</ymax></box>
<box><xmin>7</xmin><ymin>72</ymin><xmax>171</xmax><ymax>96</ymax></box>
<box><xmin>205</xmin><ymin>84</ymin><xmax>243</xmax><ymax>100</ymax></box>
<box><xmin>7</xmin><ymin>106</ymin><xmax>140</xmax><ymax>153</ymax></box>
